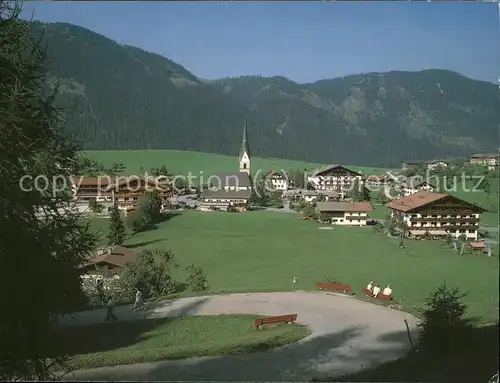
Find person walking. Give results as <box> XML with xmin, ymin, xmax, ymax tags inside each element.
<box><xmin>133</xmin><ymin>289</ymin><xmax>146</xmax><ymax>311</ymax></box>
<box><xmin>105</xmin><ymin>296</ymin><xmax>118</xmax><ymax>322</ymax></box>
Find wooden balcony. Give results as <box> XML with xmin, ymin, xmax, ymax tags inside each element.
<box><xmin>410</xmin><ymin>225</ymin><xmax>479</xmax><ymax>231</ymax></box>
<box><xmin>409</xmin><ymin>217</ymin><xmax>478</xmax><ymax>223</ymax></box>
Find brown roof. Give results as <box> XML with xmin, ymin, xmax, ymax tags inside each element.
<box><xmin>70</xmin><ymin>176</ymin><xmax>110</xmax><ymax>186</ymax></box>
<box><xmin>105</xmin><ymin>175</ymin><xmax>170</xmax><ymax>192</ymax></box>
<box><xmin>385</xmin><ymin>190</ymin><xmax>449</xmax><ymax>212</ymax></box>
<box><xmin>201</xmin><ymin>189</ymin><xmax>252</xmax><ymax>199</ymax></box>
<box><xmin>311</xmin><ymin>165</ymin><xmax>362</xmax><ymax>177</ymax></box>
<box><xmin>469</xmin><ymin>241</ymin><xmax>486</xmax><ymax>249</ymax></box>
<box><xmin>470</xmin><ymin>153</ymin><xmax>499</xmax><ymax>159</ymax></box>
<box><xmin>89</xmin><ymin>245</ymin><xmax>138</xmax><ymax>267</ymax></box>
<box><xmin>316</xmin><ymin>201</ymin><xmax>372</xmax><ymax>213</ymax></box>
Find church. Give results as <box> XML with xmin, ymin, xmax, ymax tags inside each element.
<box><xmin>198</xmin><ymin>117</ymin><xmax>253</xmax><ymax>212</ymax></box>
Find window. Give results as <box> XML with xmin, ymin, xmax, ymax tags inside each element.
<box><xmin>243</xmin><ymin>163</ymin><xmax>247</xmax><ymax>169</ymax></box>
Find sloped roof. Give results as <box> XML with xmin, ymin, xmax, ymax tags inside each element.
<box><xmin>470</xmin><ymin>153</ymin><xmax>499</xmax><ymax>159</ymax></box>
<box><xmin>316</xmin><ymin>201</ymin><xmax>372</xmax><ymax>212</ymax></box>
<box><xmin>311</xmin><ymin>165</ymin><xmax>362</xmax><ymax>177</ymax></box>
<box><xmin>70</xmin><ymin>177</ymin><xmax>110</xmax><ymax>187</ymax></box>
<box><xmin>89</xmin><ymin>245</ymin><xmax>138</xmax><ymax>267</ymax></box>
<box><xmin>201</xmin><ymin>189</ymin><xmax>252</xmax><ymax>199</ymax></box>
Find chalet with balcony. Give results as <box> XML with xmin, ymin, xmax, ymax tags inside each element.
<box><xmin>105</xmin><ymin>175</ymin><xmax>171</xmax><ymax>210</ymax></box>
<box><xmin>70</xmin><ymin>176</ymin><xmax>112</xmax><ymax>203</ymax></box>
<box><xmin>470</xmin><ymin>153</ymin><xmax>499</xmax><ymax>170</ymax></box>
<box><xmin>199</xmin><ymin>189</ymin><xmax>252</xmax><ymax>211</ymax></box>
<box><xmin>264</xmin><ymin>170</ymin><xmax>291</xmax><ymax>191</ymax></box>
<box><xmin>385</xmin><ymin>190</ymin><xmax>485</xmax><ymax>240</ymax></box>
<box><xmin>315</xmin><ymin>201</ymin><xmax>372</xmax><ymax>226</ymax></box>
<box><xmin>307</xmin><ymin>165</ymin><xmax>363</xmax><ymax>199</ymax></box>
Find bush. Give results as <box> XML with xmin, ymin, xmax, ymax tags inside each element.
<box><xmin>418</xmin><ymin>282</ymin><xmax>473</xmax><ymax>353</ymax></box>
<box><xmin>185</xmin><ymin>264</ymin><xmax>209</xmax><ymax>292</ymax></box>
<box><xmin>119</xmin><ymin>249</ymin><xmax>178</xmax><ymax>299</ymax></box>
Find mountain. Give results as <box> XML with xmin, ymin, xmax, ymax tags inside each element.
<box><xmin>30</xmin><ymin>21</ymin><xmax>499</xmax><ymax>168</ymax></box>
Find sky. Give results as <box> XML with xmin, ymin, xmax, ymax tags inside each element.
<box><xmin>21</xmin><ymin>1</ymin><xmax>500</xmax><ymax>84</ymax></box>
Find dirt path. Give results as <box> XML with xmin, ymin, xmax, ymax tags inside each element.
<box><xmin>60</xmin><ymin>291</ymin><xmax>419</xmax><ymax>382</ymax></box>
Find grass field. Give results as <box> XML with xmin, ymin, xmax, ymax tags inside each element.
<box><xmin>49</xmin><ymin>315</ymin><xmax>309</xmax><ymax>370</ymax></box>
<box><xmin>89</xmin><ymin>211</ymin><xmax>499</xmax><ymax>323</ymax></box>
<box><xmin>86</xmin><ymin>149</ymin><xmax>392</xmax><ymax>176</ymax></box>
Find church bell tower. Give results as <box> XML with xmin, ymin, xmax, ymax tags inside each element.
<box><xmin>239</xmin><ymin>115</ymin><xmax>251</xmax><ymax>174</ymax></box>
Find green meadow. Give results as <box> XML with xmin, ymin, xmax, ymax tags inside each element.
<box><xmin>85</xmin><ymin>149</ymin><xmax>392</xmax><ymax>176</ymax></box>
<box><xmin>89</xmin><ymin>211</ymin><xmax>499</xmax><ymax>323</ymax></box>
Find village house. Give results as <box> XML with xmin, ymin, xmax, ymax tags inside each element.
<box><xmin>104</xmin><ymin>175</ymin><xmax>171</xmax><ymax>211</ymax></box>
<box><xmin>69</xmin><ymin>176</ymin><xmax>112</xmax><ymax>203</ymax></box>
<box><xmin>307</xmin><ymin>165</ymin><xmax>363</xmax><ymax>199</ymax></box>
<box><xmin>263</xmin><ymin>170</ymin><xmax>291</xmax><ymax>191</ymax></box>
<box><xmin>398</xmin><ymin>178</ymin><xmax>436</xmax><ymax>197</ymax></box>
<box><xmin>401</xmin><ymin>160</ymin><xmax>448</xmax><ymax>171</ymax></box>
<box><xmin>469</xmin><ymin>153</ymin><xmax>499</xmax><ymax>170</ymax></box>
<box><xmin>284</xmin><ymin>189</ymin><xmax>339</xmax><ymax>203</ymax></box>
<box><xmin>385</xmin><ymin>190</ymin><xmax>485</xmax><ymax>240</ymax></box>
<box><xmin>199</xmin><ymin>117</ymin><xmax>253</xmax><ymax>212</ymax></box>
<box><xmin>315</xmin><ymin>201</ymin><xmax>373</xmax><ymax>226</ymax></box>
<box><xmin>80</xmin><ymin>245</ymin><xmax>138</xmax><ymax>274</ymax></box>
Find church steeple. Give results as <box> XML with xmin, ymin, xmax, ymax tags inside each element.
<box><xmin>239</xmin><ymin>115</ymin><xmax>251</xmax><ymax>174</ymax></box>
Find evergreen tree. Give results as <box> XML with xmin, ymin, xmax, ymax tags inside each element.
<box><xmin>0</xmin><ymin>3</ymin><xmax>97</xmax><ymax>379</ymax></box>
<box><xmin>108</xmin><ymin>205</ymin><xmax>126</xmax><ymax>245</ymax></box>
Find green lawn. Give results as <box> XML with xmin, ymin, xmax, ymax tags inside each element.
<box><xmin>86</xmin><ymin>149</ymin><xmax>392</xmax><ymax>176</ymax></box>
<box><xmin>49</xmin><ymin>315</ymin><xmax>309</xmax><ymax>370</ymax></box>
<box><xmin>90</xmin><ymin>211</ymin><xmax>499</xmax><ymax>323</ymax></box>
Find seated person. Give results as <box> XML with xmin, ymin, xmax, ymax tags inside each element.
<box><xmin>383</xmin><ymin>284</ymin><xmax>392</xmax><ymax>296</ymax></box>
<box><xmin>366</xmin><ymin>281</ymin><xmax>374</xmax><ymax>292</ymax></box>
<box><xmin>372</xmin><ymin>284</ymin><xmax>381</xmax><ymax>298</ymax></box>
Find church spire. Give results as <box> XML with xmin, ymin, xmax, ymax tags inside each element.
<box><xmin>239</xmin><ymin>115</ymin><xmax>251</xmax><ymax>174</ymax></box>
<box><xmin>239</xmin><ymin>114</ymin><xmax>250</xmax><ymax>159</ymax></box>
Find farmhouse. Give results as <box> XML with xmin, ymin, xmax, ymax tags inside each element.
<box><xmin>264</xmin><ymin>170</ymin><xmax>291</xmax><ymax>191</ymax></box>
<box><xmin>470</xmin><ymin>153</ymin><xmax>499</xmax><ymax>170</ymax></box>
<box><xmin>401</xmin><ymin>160</ymin><xmax>448</xmax><ymax>171</ymax></box>
<box><xmin>105</xmin><ymin>175</ymin><xmax>171</xmax><ymax>211</ymax></box>
<box><xmin>70</xmin><ymin>176</ymin><xmax>112</xmax><ymax>203</ymax></box>
<box><xmin>315</xmin><ymin>201</ymin><xmax>372</xmax><ymax>226</ymax></box>
<box><xmin>81</xmin><ymin>245</ymin><xmax>138</xmax><ymax>274</ymax></box>
<box><xmin>385</xmin><ymin>190</ymin><xmax>485</xmax><ymax>240</ymax></box>
<box><xmin>199</xmin><ymin>117</ymin><xmax>253</xmax><ymax>211</ymax></box>
<box><xmin>307</xmin><ymin>165</ymin><xmax>363</xmax><ymax>199</ymax></box>
<box><xmin>399</xmin><ymin>179</ymin><xmax>436</xmax><ymax>197</ymax></box>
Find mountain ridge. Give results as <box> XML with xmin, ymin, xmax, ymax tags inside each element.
<box><xmin>30</xmin><ymin>20</ymin><xmax>499</xmax><ymax>167</ymax></box>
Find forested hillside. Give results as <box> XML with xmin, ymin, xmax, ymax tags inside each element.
<box><xmin>31</xmin><ymin>21</ymin><xmax>499</xmax><ymax>167</ymax></box>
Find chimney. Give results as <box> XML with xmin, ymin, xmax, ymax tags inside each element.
<box><xmin>97</xmin><ymin>248</ymin><xmax>105</xmax><ymax>256</ymax></box>
<box><xmin>108</xmin><ymin>248</ymin><xmax>112</xmax><ymax>255</ymax></box>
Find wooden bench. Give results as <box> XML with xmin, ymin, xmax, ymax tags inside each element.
<box><xmin>361</xmin><ymin>288</ymin><xmax>374</xmax><ymax>297</ymax></box>
<box><xmin>315</xmin><ymin>281</ymin><xmax>353</xmax><ymax>294</ymax></box>
<box><xmin>361</xmin><ymin>288</ymin><xmax>392</xmax><ymax>301</ymax></box>
<box><xmin>253</xmin><ymin>314</ymin><xmax>298</xmax><ymax>329</ymax></box>
<box><xmin>377</xmin><ymin>293</ymin><xmax>392</xmax><ymax>301</ymax></box>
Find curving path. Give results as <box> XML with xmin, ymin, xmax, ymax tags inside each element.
<box><xmin>59</xmin><ymin>291</ymin><xmax>419</xmax><ymax>382</ymax></box>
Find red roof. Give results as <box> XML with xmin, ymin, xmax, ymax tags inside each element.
<box><xmin>385</xmin><ymin>191</ymin><xmax>449</xmax><ymax>212</ymax></box>
<box><xmin>70</xmin><ymin>177</ymin><xmax>110</xmax><ymax>186</ymax></box>
<box><xmin>385</xmin><ymin>190</ymin><xmax>484</xmax><ymax>213</ymax></box>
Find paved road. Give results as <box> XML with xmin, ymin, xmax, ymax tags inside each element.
<box><xmin>60</xmin><ymin>291</ymin><xmax>418</xmax><ymax>382</ymax></box>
